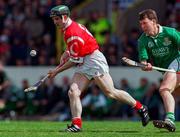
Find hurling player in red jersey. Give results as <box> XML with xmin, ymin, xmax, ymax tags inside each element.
<box><xmin>48</xmin><ymin>5</ymin><xmax>150</xmax><ymax>132</ymax></box>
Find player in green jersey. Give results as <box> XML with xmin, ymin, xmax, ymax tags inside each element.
<box><xmin>138</xmin><ymin>9</ymin><xmax>180</xmax><ymax>132</ymax></box>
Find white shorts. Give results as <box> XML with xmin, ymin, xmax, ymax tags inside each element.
<box><xmin>168</xmin><ymin>57</ymin><xmax>180</xmax><ymax>71</ymax></box>
<box><xmin>75</xmin><ymin>50</ymin><xmax>109</xmax><ymax>80</ymax></box>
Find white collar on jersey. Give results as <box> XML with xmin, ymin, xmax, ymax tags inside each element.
<box><xmin>158</xmin><ymin>25</ymin><xmax>163</xmax><ymax>33</ymax></box>
<box><xmin>146</xmin><ymin>24</ymin><xmax>163</xmax><ymax>38</ymax></box>
<box><xmin>63</xmin><ymin>17</ymin><xmax>72</xmax><ymax>31</ymax></box>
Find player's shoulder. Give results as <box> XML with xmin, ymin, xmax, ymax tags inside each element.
<box><xmin>66</xmin><ymin>21</ymin><xmax>82</xmax><ymax>35</ymax></box>
<box><xmin>161</xmin><ymin>26</ymin><xmax>180</xmax><ymax>38</ymax></box>
<box><xmin>162</xmin><ymin>26</ymin><xmax>176</xmax><ymax>33</ymax></box>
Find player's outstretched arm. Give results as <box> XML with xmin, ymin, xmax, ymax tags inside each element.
<box><xmin>48</xmin><ymin>60</ymin><xmax>75</xmax><ymax>79</ymax></box>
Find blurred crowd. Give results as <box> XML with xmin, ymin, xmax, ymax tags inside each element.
<box><xmin>0</xmin><ymin>0</ymin><xmax>82</xmax><ymax>66</ymax></box>
<box><xmin>0</xmin><ymin>0</ymin><xmax>180</xmax><ymax>121</ymax></box>
<box><xmin>0</xmin><ymin>0</ymin><xmax>180</xmax><ymax>66</ymax></box>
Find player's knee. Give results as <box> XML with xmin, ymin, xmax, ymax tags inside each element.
<box><xmin>68</xmin><ymin>83</ymin><xmax>81</xmax><ymax>98</ymax></box>
<box><xmin>159</xmin><ymin>87</ymin><xmax>171</xmax><ymax>95</ymax></box>
<box><xmin>104</xmin><ymin>88</ymin><xmax>116</xmax><ymax>99</ymax></box>
<box><xmin>107</xmin><ymin>93</ymin><xmax>116</xmax><ymax>99</ymax></box>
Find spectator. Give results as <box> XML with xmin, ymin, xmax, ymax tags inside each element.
<box><xmin>0</xmin><ymin>61</ymin><xmax>10</xmax><ymax>116</ymax></box>
<box><xmin>40</xmin><ymin>33</ymin><xmax>57</xmax><ymax>65</ymax></box>
<box><xmin>134</xmin><ymin>78</ymin><xmax>149</xmax><ymax>102</ymax></box>
<box><xmin>10</xmin><ymin>37</ymin><xmax>29</xmax><ymax>66</ymax></box>
<box><xmin>86</xmin><ymin>11</ymin><xmax>111</xmax><ymax>46</ymax></box>
<box><xmin>143</xmin><ymin>83</ymin><xmax>162</xmax><ymax>120</ymax></box>
<box><xmin>82</xmin><ymin>85</ymin><xmax>107</xmax><ymax>119</ymax></box>
<box><xmin>0</xmin><ymin>35</ymin><xmax>10</xmax><ymax>64</ymax></box>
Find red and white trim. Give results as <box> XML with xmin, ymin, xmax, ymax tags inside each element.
<box><xmin>67</xmin><ymin>36</ymin><xmax>84</xmax><ymax>45</ymax></box>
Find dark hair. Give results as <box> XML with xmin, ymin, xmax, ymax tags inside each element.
<box><xmin>139</xmin><ymin>9</ymin><xmax>158</xmax><ymax>23</ymax></box>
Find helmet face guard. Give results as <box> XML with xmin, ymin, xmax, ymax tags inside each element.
<box><xmin>50</xmin><ymin>10</ymin><xmax>62</xmax><ymax>17</ymax></box>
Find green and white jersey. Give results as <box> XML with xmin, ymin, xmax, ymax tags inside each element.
<box><xmin>138</xmin><ymin>25</ymin><xmax>180</xmax><ymax>69</ymax></box>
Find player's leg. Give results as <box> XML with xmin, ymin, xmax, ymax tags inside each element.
<box><xmin>160</xmin><ymin>72</ymin><xmax>176</xmax><ymax>120</ymax></box>
<box><xmin>93</xmin><ymin>73</ymin><xmax>150</xmax><ymax>126</ymax></box>
<box><xmin>94</xmin><ymin>73</ymin><xmax>135</xmax><ymax>105</ymax></box>
<box><xmin>153</xmin><ymin>72</ymin><xmax>176</xmax><ymax>132</ymax></box>
<box><xmin>66</xmin><ymin>72</ymin><xmax>91</xmax><ymax>132</ymax></box>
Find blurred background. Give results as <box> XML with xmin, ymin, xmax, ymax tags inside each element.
<box><xmin>0</xmin><ymin>0</ymin><xmax>180</xmax><ymax>122</ymax></box>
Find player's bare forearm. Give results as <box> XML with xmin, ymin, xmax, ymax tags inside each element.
<box><xmin>48</xmin><ymin>60</ymin><xmax>76</xmax><ymax>79</ymax></box>
<box><xmin>56</xmin><ymin>60</ymin><xmax>75</xmax><ymax>74</ymax></box>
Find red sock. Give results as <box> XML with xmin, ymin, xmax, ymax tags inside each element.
<box><xmin>72</xmin><ymin>117</ymin><xmax>82</xmax><ymax>128</ymax></box>
<box><xmin>134</xmin><ymin>101</ymin><xmax>143</xmax><ymax>110</ymax></box>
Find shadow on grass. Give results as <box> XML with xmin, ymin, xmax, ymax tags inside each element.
<box><xmin>2</xmin><ymin>129</ymin><xmax>179</xmax><ymax>134</ymax></box>
<box><xmin>59</xmin><ymin>129</ymin><xmax>139</xmax><ymax>133</ymax></box>
<box><xmin>155</xmin><ymin>130</ymin><xmax>180</xmax><ymax>133</ymax></box>
<box><xmin>0</xmin><ymin>129</ymin><xmax>57</xmax><ymax>132</ymax></box>
<box><xmin>86</xmin><ymin>130</ymin><xmax>140</xmax><ymax>133</ymax></box>
<box><xmin>59</xmin><ymin>129</ymin><xmax>180</xmax><ymax>134</ymax></box>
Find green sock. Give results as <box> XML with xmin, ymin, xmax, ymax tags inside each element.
<box><xmin>166</xmin><ymin>112</ymin><xmax>175</xmax><ymax>123</ymax></box>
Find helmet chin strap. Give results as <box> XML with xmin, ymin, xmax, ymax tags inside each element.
<box><xmin>62</xmin><ymin>15</ymin><xmax>71</xmax><ymax>29</ymax></box>
<box><xmin>62</xmin><ymin>15</ymin><xmax>68</xmax><ymax>24</ymax></box>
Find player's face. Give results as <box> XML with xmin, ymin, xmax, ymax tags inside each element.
<box><xmin>52</xmin><ymin>16</ymin><xmax>64</xmax><ymax>28</ymax></box>
<box><xmin>139</xmin><ymin>18</ymin><xmax>156</xmax><ymax>36</ymax></box>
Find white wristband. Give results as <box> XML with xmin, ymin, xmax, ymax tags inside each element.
<box><xmin>69</xmin><ymin>57</ymin><xmax>83</xmax><ymax>63</ymax></box>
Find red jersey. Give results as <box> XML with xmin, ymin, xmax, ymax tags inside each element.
<box><xmin>63</xmin><ymin>20</ymin><xmax>99</xmax><ymax>58</ymax></box>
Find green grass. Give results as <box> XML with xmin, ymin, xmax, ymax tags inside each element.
<box><xmin>0</xmin><ymin>120</ymin><xmax>179</xmax><ymax>137</ymax></box>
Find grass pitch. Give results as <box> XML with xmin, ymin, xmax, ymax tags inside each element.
<box><xmin>0</xmin><ymin>121</ymin><xmax>179</xmax><ymax>137</ymax></box>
